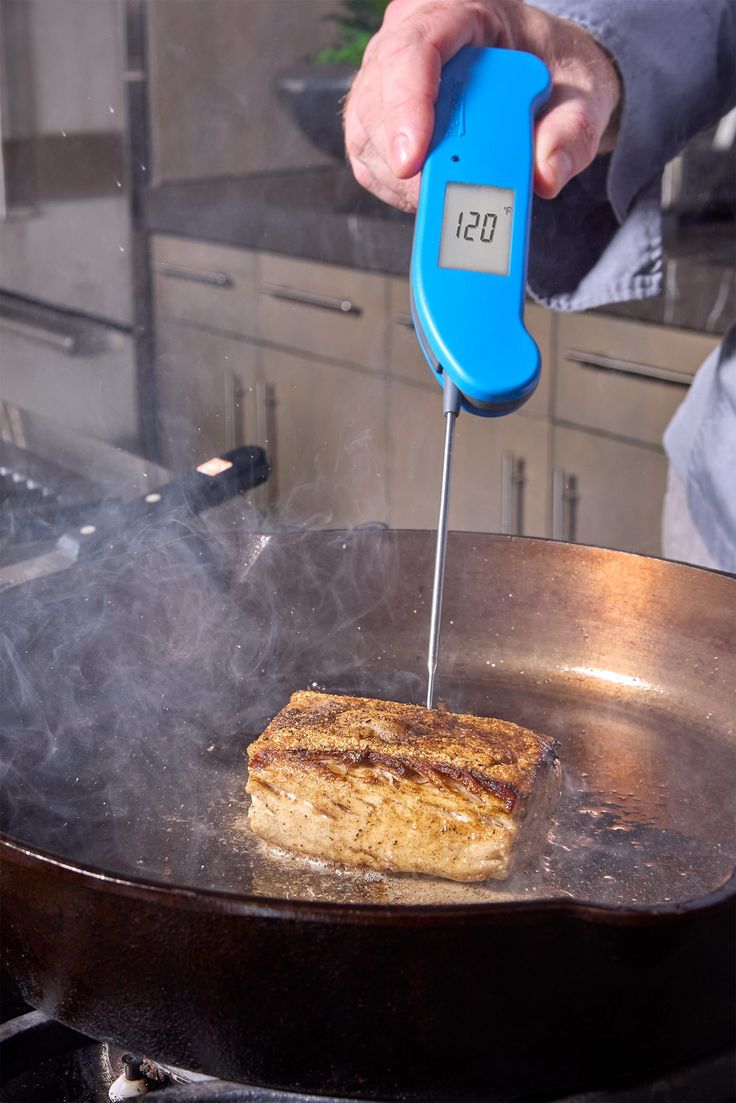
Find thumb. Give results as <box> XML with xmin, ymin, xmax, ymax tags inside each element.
<box><xmin>533</xmin><ymin>96</ymin><xmax>607</xmax><ymax>199</ymax></box>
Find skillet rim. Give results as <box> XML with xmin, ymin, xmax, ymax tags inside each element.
<box><xmin>2</xmin><ymin>533</ymin><xmax>735</xmax><ymax>928</ymax></box>
<box><xmin>2</xmin><ymin>832</ymin><xmax>734</xmax><ymax>926</ymax></box>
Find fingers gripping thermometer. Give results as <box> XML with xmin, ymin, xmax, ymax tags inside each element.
<box><xmin>410</xmin><ymin>46</ymin><xmax>551</xmax><ymax>708</ymax></box>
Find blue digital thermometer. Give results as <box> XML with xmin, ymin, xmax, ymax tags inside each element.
<box><xmin>414</xmin><ymin>47</ymin><xmax>551</xmax><ymax>708</ymax></box>
<box><xmin>411</xmin><ymin>46</ymin><xmax>551</xmax><ymax>414</ymax></box>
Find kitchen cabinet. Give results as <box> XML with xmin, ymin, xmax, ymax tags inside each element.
<box><xmin>257</xmin><ymin>348</ymin><xmax>388</xmax><ymax>528</ymax></box>
<box><xmin>551</xmin><ymin>426</ymin><xmax>668</xmax><ymax>556</ymax></box>
<box><xmin>259</xmin><ymin>253</ymin><xmax>388</xmax><ymax>373</ymax></box>
<box><xmin>155</xmin><ymin>317</ymin><xmax>258</xmax><ymax>471</ymax></box>
<box><xmin>552</xmin><ymin>313</ymin><xmax>718</xmax><ymax>555</ymax></box>
<box><xmin>151</xmin><ymin>232</ymin><xmax>719</xmax><ymax>555</ymax></box>
<box><xmin>387</xmin><ymin>377</ymin><xmax>550</xmax><ymax>534</ymax></box>
<box><xmin>557</xmin><ymin>312</ymin><xmax>718</xmax><ymax>384</ymax></box>
<box><xmin>386</xmin><ymin>277</ymin><xmax>553</xmax><ymax>533</ymax></box>
<box><xmin>555</xmin><ymin>313</ymin><xmax>718</xmax><ymax>446</ymax></box>
<box><xmin>147</xmin><ymin>0</ymin><xmax>336</xmax><ymax>183</ymax></box>
<box><xmin>152</xmin><ymin>244</ymin><xmax>389</xmax><ymax>525</ymax></box>
<box><xmin>152</xmin><ymin>235</ymin><xmax>260</xmax><ymax>339</ymax></box>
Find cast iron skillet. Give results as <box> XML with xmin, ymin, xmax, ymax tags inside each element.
<box><xmin>1</xmin><ymin>531</ymin><xmax>734</xmax><ymax>1101</ymax></box>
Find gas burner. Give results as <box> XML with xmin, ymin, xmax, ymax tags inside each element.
<box><xmin>0</xmin><ymin>1009</ymin><xmax>734</xmax><ymax>1103</ymax></box>
<box><xmin>0</xmin><ymin>1012</ymin><xmax>372</xmax><ymax>1103</ymax></box>
<box><xmin>107</xmin><ymin>1052</ymin><xmax>173</xmax><ymax>1100</ymax></box>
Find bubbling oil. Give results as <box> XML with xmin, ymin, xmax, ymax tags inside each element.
<box><xmin>192</xmin><ymin>675</ymin><xmax>736</xmax><ymax>909</ymax></box>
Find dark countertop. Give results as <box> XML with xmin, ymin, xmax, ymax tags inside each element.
<box><xmin>145</xmin><ymin>167</ymin><xmax>735</xmax><ymax>336</ymax></box>
<box><xmin>146</xmin><ymin>167</ymin><xmax>415</xmax><ymax>276</ymax></box>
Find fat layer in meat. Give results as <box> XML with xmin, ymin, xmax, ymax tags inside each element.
<box><xmin>246</xmin><ymin>690</ymin><xmax>558</xmax><ymax>882</ymax></box>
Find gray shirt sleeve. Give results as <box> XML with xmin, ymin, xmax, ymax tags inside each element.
<box><xmin>526</xmin><ymin>0</ymin><xmax>736</xmax><ymax>311</ymax></box>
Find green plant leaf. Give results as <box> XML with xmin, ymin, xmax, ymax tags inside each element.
<box><xmin>312</xmin><ymin>0</ymin><xmax>390</xmax><ymax>66</ymax></box>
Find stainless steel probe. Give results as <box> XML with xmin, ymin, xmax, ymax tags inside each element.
<box><xmin>426</xmin><ymin>376</ymin><xmax>462</xmax><ymax>708</ymax></box>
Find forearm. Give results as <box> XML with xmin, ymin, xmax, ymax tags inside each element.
<box><xmin>513</xmin><ymin>0</ymin><xmax>735</xmax><ymax>310</ymax></box>
<box><xmin>532</xmin><ymin>0</ymin><xmax>736</xmax><ymax>221</ymax></box>
<box><xmin>527</xmin><ymin>0</ymin><xmax>736</xmax><ymax>310</ymax></box>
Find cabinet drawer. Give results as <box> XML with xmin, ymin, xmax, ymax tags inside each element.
<box><xmin>552</xmin><ymin>425</ymin><xmax>668</xmax><ymax>556</ymax></box>
<box><xmin>152</xmin><ymin>234</ymin><xmax>259</xmax><ymax>338</ymax></box>
<box><xmin>259</xmin><ymin>254</ymin><xmax>387</xmax><ymax>372</ymax></box>
<box><xmin>387</xmin><ymin>277</ymin><xmax>554</xmax><ymax>418</ymax></box>
<box><xmin>387</xmin><ymin>375</ymin><xmax>549</xmax><ymax>535</ymax></box>
<box><xmin>556</xmin><ymin>314</ymin><xmax>718</xmax><ymax>446</ymax></box>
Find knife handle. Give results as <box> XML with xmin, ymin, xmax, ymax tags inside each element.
<box><xmin>72</xmin><ymin>445</ymin><xmax>270</xmax><ymax>560</ymax></box>
<box><xmin>1</xmin><ymin>446</ymin><xmax>270</xmax><ymax>548</ymax></box>
<box><xmin>120</xmin><ymin>445</ymin><xmax>270</xmax><ymax>523</ymax></box>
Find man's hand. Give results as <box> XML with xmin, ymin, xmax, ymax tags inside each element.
<box><xmin>344</xmin><ymin>0</ymin><xmax>621</xmax><ymax>211</ymax></box>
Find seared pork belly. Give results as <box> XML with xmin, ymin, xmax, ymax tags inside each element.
<box><xmin>246</xmin><ymin>690</ymin><xmax>557</xmax><ymax>882</ymax></box>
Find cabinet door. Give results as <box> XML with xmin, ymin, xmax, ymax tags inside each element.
<box><xmin>156</xmin><ymin>319</ymin><xmax>258</xmax><ymax>471</ymax></box>
<box><xmin>259</xmin><ymin>349</ymin><xmax>388</xmax><ymax>527</ymax></box>
<box><xmin>152</xmin><ymin>235</ymin><xmax>259</xmax><ymax>339</ymax></box>
<box><xmin>259</xmin><ymin>254</ymin><xmax>388</xmax><ymax>374</ymax></box>
<box><xmin>551</xmin><ymin>425</ymin><xmax>668</xmax><ymax>556</ymax></box>
<box><xmin>387</xmin><ymin>378</ymin><xmax>549</xmax><ymax>535</ymax></box>
<box><xmin>555</xmin><ymin>315</ymin><xmax>717</xmax><ymax>448</ymax></box>
<box><xmin>147</xmin><ymin>0</ymin><xmax>335</xmax><ymax>183</ymax></box>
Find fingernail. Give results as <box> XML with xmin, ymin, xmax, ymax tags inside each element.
<box><xmin>392</xmin><ymin>133</ymin><xmax>411</xmax><ymax>172</ymax></box>
<box><xmin>546</xmin><ymin>149</ymin><xmax>573</xmax><ymax>188</ymax></box>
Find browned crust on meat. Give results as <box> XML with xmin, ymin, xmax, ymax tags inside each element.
<box><xmin>248</xmin><ymin>690</ymin><xmax>556</xmax><ymax>814</ymax></box>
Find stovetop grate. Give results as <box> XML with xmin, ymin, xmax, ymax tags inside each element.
<box><xmin>1</xmin><ymin>1007</ymin><xmax>734</xmax><ymax>1103</ymax></box>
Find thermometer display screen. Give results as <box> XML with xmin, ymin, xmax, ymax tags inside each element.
<box><xmin>438</xmin><ymin>182</ymin><xmax>515</xmax><ymax>275</ymax></box>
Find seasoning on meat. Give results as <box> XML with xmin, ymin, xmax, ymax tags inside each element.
<box><xmin>246</xmin><ymin>690</ymin><xmax>558</xmax><ymax>882</ymax></box>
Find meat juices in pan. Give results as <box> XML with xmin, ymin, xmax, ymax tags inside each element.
<box><xmin>246</xmin><ymin>690</ymin><xmax>559</xmax><ymax>882</ymax></box>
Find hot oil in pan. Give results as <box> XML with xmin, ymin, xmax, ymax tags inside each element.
<box><xmin>1</xmin><ymin>530</ymin><xmax>734</xmax><ymax>909</ymax></box>
<box><xmin>8</xmin><ymin>670</ymin><xmax>729</xmax><ymax>910</ymax></box>
<box><xmin>2</xmin><ymin>646</ymin><xmax>734</xmax><ymax>907</ymax></box>
<box><xmin>209</xmin><ymin>673</ymin><xmax>735</xmax><ymax>908</ymax></box>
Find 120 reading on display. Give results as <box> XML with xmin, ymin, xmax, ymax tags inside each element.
<box><xmin>438</xmin><ymin>182</ymin><xmax>515</xmax><ymax>276</ymax></box>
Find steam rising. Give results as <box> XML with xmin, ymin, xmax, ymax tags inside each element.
<box><xmin>0</xmin><ymin>527</ymin><xmax>407</xmax><ymax>885</ymax></box>
<box><xmin>1</xmin><ymin>528</ymin><xmax>735</xmax><ymax>908</ymax></box>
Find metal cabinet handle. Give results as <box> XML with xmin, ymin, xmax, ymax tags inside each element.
<box><xmin>565</xmin><ymin>349</ymin><xmax>691</xmax><ymax>388</ymax></box>
<box><xmin>0</xmin><ymin>7</ymin><xmax>13</xmax><ymax>221</ymax></box>
<box><xmin>154</xmin><ymin>263</ymin><xmax>233</xmax><ymax>289</ymax></box>
<box><xmin>0</xmin><ymin>88</ymin><xmax>8</xmax><ymax>221</ymax></box>
<box><xmin>255</xmin><ymin>380</ymin><xmax>276</xmax><ymax>508</ymax></box>
<box><xmin>261</xmin><ymin>283</ymin><xmax>361</xmax><ymax>316</ymax></box>
<box><xmin>0</xmin><ymin>314</ymin><xmax>79</xmax><ymax>354</ymax></box>
<box><xmin>255</xmin><ymin>381</ymin><xmax>268</xmax><ymax>450</ymax></box>
<box><xmin>232</xmin><ymin>377</ymin><xmax>275</xmax><ymax>512</ymax></box>
<box><xmin>394</xmin><ymin>312</ymin><xmax>415</xmax><ymax>330</ymax></box>
<box><xmin>501</xmin><ymin>453</ymin><xmax>525</xmax><ymax>535</ymax></box>
<box><xmin>552</xmin><ymin>469</ymin><xmax>578</xmax><ymax>543</ymax></box>
<box><xmin>227</xmin><ymin>370</ymin><xmax>242</xmax><ymax>453</ymax></box>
